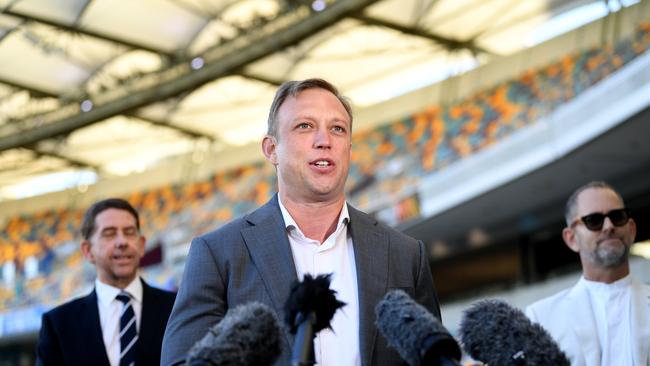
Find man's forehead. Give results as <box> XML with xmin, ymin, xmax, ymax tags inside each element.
<box><xmin>95</xmin><ymin>208</ymin><xmax>137</xmax><ymax>227</ymax></box>
<box><xmin>281</xmin><ymin>89</ymin><xmax>350</xmax><ymax>118</ymax></box>
<box><xmin>576</xmin><ymin>187</ymin><xmax>623</xmax><ymax>212</ymax></box>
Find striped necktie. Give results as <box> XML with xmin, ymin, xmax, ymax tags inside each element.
<box><xmin>116</xmin><ymin>292</ymin><xmax>138</xmax><ymax>366</ymax></box>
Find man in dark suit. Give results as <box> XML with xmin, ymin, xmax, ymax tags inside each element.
<box><xmin>36</xmin><ymin>198</ymin><xmax>176</xmax><ymax>366</ymax></box>
<box><xmin>162</xmin><ymin>78</ymin><xmax>441</xmax><ymax>366</ymax></box>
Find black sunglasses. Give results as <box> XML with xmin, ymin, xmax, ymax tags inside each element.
<box><xmin>572</xmin><ymin>208</ymin><xmax>631</xmax><ymax>231</ymax></box>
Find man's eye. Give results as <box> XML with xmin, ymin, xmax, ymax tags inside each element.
<box><xmin>297</xmin><ymin>122</ymin><xmax>311</xmax><ymax>129</ymax></box>
<box><xmin>332</xmin><ymin>126</ymin><xmax>345</xmax><ymax>133</ymax></box>
<box><xmin>101</xmin><ymin>232</ymin><xmax>116</xmax><ymax>238</ymax></box>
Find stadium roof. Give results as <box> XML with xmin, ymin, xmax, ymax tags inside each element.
<box><xmin>0</xmin><ymin>0</ymin><xmax>639</xmax><ymax>200</ymax></box>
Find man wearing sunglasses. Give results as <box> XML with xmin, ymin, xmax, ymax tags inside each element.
<box><xmin>526</xmin><ymin>181</ymin><xmax>649</xmax><ymax>366</ymax></box>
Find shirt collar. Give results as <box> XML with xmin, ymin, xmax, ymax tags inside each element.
<box><xmin>278</xmin><ymin>196</ymin><xmax>350</xmax><ymax>234</ymax></box>
<box><xmin>580</xmin><ymin>273</ymin><xmax>632</xmax><ymax>294</ymax></box>
<box><xmin>95</xmin><ymin>276</ymin><xmax>143</xmax><ymax>306</ymax></box>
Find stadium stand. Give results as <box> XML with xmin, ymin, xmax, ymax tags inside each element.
<box><xmin>1</xmin><ymin>24</ymin><xmax>648</xmax><ymax>329</ymax></box>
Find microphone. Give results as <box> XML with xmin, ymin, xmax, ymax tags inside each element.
<box><xmin>459</xmin><ymin>299</ymin><xmax>570</xmax><ymax>366</ymax></box>
<box><xmin>375</xmin><ymin>289</ymin><xmax>461</xmax><ymax>366</ymax></box>
<box><xmin>284</xmin><ymin>273</ymin><xmax>346</xmax><ymax>366</ymax></box>
<box><xmin>186</xmin><ymin>302</ymin><xmax>282</xmax><ymax>366</ymax></box>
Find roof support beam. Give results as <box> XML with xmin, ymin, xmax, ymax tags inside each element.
<box><xmin>0</xmin><ymin>76</ymin><xmax>58</xmax><ymax>98</ymax></box>
<box><xmin>235</xmin><ymin>71</ymin><xmax>284</xmax><ymax>86</ymax></box>
<box><xmin>73</xmin><ymin>0</ymin><xmax>94</xmax><ymax>25</ymax></box>
<box><xmin>128</xmin><ymin>113</ymin><xmax>216</xmax><ymax>141</ymax></box>
<box><xmin>0</xmin><ymin>21</ymin><xmax>22</xmax><ymax>44</ymax></box>
<box><xmin>0</xmin><ymin>77</ymin><xmax>214</xmax><ymax>141</ymax></box>
<box><xmin>352</xmin><ymin>14</ymin><xmax>491</xmax><ymax>55</ymax></box>
<box><xmin>0</xmin><ymin>0</ymin><xmax>379</xmax><ymax>152</ymax></box>
<box><xmin>1</xmin><ymin>8</ymin><xmax>174</xmax><ymax>57</ymax></box>
<box><xmin>24</xmin><ymin>147</ymin><xmax>101</xmax><ymax>170</ymax></box>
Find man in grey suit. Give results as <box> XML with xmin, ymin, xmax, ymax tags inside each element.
<box><xmin>161</xmin><ymin>78</ymin><xmax>441</xmax><ymax>366</ymax></box>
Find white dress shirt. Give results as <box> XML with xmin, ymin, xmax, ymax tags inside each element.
<box><xmin>582</xmin><ymin>275</ymin><xmax>634</xmax><ymax>366</ymax></box>
<box><xmin>279</xmin><ymin>198</ymin><xmax>361</xmax><ymax>366</ymax></box>
<box><xmin>95</xmin><ymin>277</ymin><xmax>143</xmax><ymax>366</ymax></box>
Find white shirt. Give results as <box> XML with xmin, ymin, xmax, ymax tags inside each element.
<box><xmin>582</xmin><ymin>275</ymin><xmax>634</xmax><ymax>366</ymax></box>
<box><xmin>279</xmin><ymin>198</ymin><xmax>361</xmax><ymax>366</ymax></box>
<box><xmin>95</xmin><ymin>277</ymin><xmax>143</xmax><ymax>366</ymax></box>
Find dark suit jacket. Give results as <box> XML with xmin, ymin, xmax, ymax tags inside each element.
<box><xmin>162</xmin><ymin>195</ymin><xmax>440</xmax><ymax>366</ymax></box>
<box><xmin>36</xmin><ymin>278</ymin><xmax>176</xmax><ymax>366</ymax></box>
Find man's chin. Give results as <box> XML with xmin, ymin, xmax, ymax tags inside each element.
<box><xmin>303</xmin><ymin>186</ymin><xmax>343</xmax><ymax>201</ymax></box>
<box><xmin>595</xmin><ymin>246</ymin><xmax>628</xmax><ymax>268</ymax></box>
<box><xmin>112</xmin><ymin>267</ymin><xmax>139</xmax><ymax>280</ymax></box>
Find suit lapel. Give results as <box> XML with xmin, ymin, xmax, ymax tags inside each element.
<box><xmin>631</xmin><ymin>279</ymin><xmax>650</xmax><ymax>365</ymax></box>
<box><xmin>84</xmin><ymin>290</ymin><xmax>112</xmax><ymax>366</ymax></box>
<box><xmin>568</xmin><ymin>281</ymin><xmax>601</xmax><ymax>366</ymax></box>
<box><xmin>348</xmin><ymin>205</ymin><xmax>389</xmax><ymax>366</ymax></box>
<box><xmin>240</xmin><ymin>195</ymin><xmax>298</xmax><ymax>344</ymax></box>
<box><xmin>136</xmin><ymin>280</ymin><xmax>155</xmax><ymax>364</ymax></box>
<box><xmin>241</xmin><ymin>197</ymin><xmax>391</xmax><ymax>364</ymax></box>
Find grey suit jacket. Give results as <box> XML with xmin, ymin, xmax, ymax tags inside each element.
<box><xmin>161</xmin><ymin>195</ymin><xmax>440</xmax><ymax>366</ymax></box>
<box><xmin>526</xmin><ymin>276</ymin><xmax>650</xmax><ymax>366</ymax></box>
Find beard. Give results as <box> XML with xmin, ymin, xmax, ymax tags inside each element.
<box><xmin>590</xmin><ymin>236</ymin><xmax>630</xmax><ymax>268</ymax></box>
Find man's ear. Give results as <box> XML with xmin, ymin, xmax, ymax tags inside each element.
<box><xmin>137</xmin><ymin>235</ymin><xmax>146</xmax><ymax>259</ymax></box>
<box><xmin>262</xmin><ymin>135</ymin><xmax>278</xmax><ymax>165</ymax></box>
<box><xmin>562</xmin><ymin>227</ymin><xmax>580</xmax><ymax>253</ymax></box>
<box><xmin>80</xmin><ymin>240</ymin><xmax>95</xmax><ymax>263</ymax></box>
<box><xmin>629</xmin><ymin>218</ymin><xmax>637</xmax><ymax>241</ymax></box>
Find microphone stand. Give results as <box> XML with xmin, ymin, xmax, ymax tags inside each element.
<box><xmin>291</xmin><ymin>311</ymin><xmax>316</xmax><ymax>366</ymax></box>
<box><xmin>422</xmin><ymin>334</ymin><xmax>462</xmax><ymax>366</ymax></box>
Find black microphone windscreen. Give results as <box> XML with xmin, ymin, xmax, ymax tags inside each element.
<box><xmin>375</xmin><ymin>289</ymin><xmax>461</xmax><ymax>366</ymax></box>
<box><xmin>459</xmin><ymin>299</ymin><xmax>570</xmax><ymax>366</ymax></box>
<box><xmin>284</xmin><ymin>273</ymin><xmax>346</xmax><ymax>333</ymax></box>
<box><xmin>186</xmin><ymin>302</ymin><xmax>282</xmax><ymax>366</ymax></box>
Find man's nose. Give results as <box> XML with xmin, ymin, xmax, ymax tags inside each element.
<box><xmin>114</xmin><ymin>233</ymin><xmax>128</xmax><ymax>247</ymax></box>
<box><xmin>313</xmin><ymin>127</ymin><xmax>331</xmax><ymax>149</ymax></box>
<box><xmin>602</xmin><ymin>217</ymin><xmax>616</xmax><ymax>231</ymax></box>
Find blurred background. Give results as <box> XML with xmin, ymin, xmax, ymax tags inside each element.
<box><xmin>1</xmin><ymin>0</ymin><xmax>649</xmax><ymax>364</ymax></box>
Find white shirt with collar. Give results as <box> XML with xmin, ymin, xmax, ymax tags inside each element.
<box><xmin>95</xmin><ymin>276</ymin><xmax>143</xmax><ymax>366</ymax></box>
<box><xmin>278</xmin><ymin>197</ymin><xmax>361</xmax><ymax>366</ymax></box>
<box><xmin>582</xmin><ymin>275</ymin><xmax>634</xmax><ymax>366</ymax></box>
<box><xmin>526</xmin><ymin>273</ymin><xmax>650</xmax><ymax>366</ymax></box>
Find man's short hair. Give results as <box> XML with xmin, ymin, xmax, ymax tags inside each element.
<box><xmin>81</xmin><ymin>198</ymin><xmax>140</xmax><ymax>240</ymax></box>
<box><xmin>266</xmin><ymin>78</ymin><xmax>353</xmax><ymax>138</ymax></box>
<box><xmin>564</xmin><ymin>181</ymin><xmax>624</xmax><ymax>226</ymax></box>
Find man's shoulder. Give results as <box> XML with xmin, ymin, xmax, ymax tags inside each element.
<box><xmin>348</xmin><ymin>204</ymin><xmax>419</xmax><ymax>244</ymax></box>
<box><xmin>197</xmin><ymin>198</ymin><xmax>279</xmax><ymax>241</ymax></box>
<box><xmin>631</xmin><ymin>277</ymin><xmax>650</xmax><ymax>299</ymax></box>
<box><xmin>43</xmin><ymin>291</ymin><xmax>94</xmax><ymax>320</ymax></box>
<box><xmin>195</xmin><ymin>214</ymin><xmax>254</xmax><ymax>247</ymax></box>
<box><xmin>526</xmin><ymin>285</ymin><xmax>574</xmax><ymax>319</ymax></box>
<box><xmin>207</xmin><ymin>214</ymin><xmax>250</xmax><ymax>233</ymax></box>
<box><xmin>632</xmin><ymin>276</ymin><xmax>650</xmax><ymax>289</ymax></box>
<box><xmin>143</xmin><ymin>281</ymin><xmax>176</xmax><ymax>301</ymax></box>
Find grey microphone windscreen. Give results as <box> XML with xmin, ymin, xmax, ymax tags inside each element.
<box><xmin>460</xmin><ymin>299</ymin><xmax>569</xmax><ymax>366</ymax></box>
<box><xmin>375</xmin><ymin>289</ymin><xmax>461</xmax><ymax>366</ymax></box>
<box><xmin>186</xmin><ymin>302</ymin><xmax>282</xmax><ymax>366</ymax></box>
